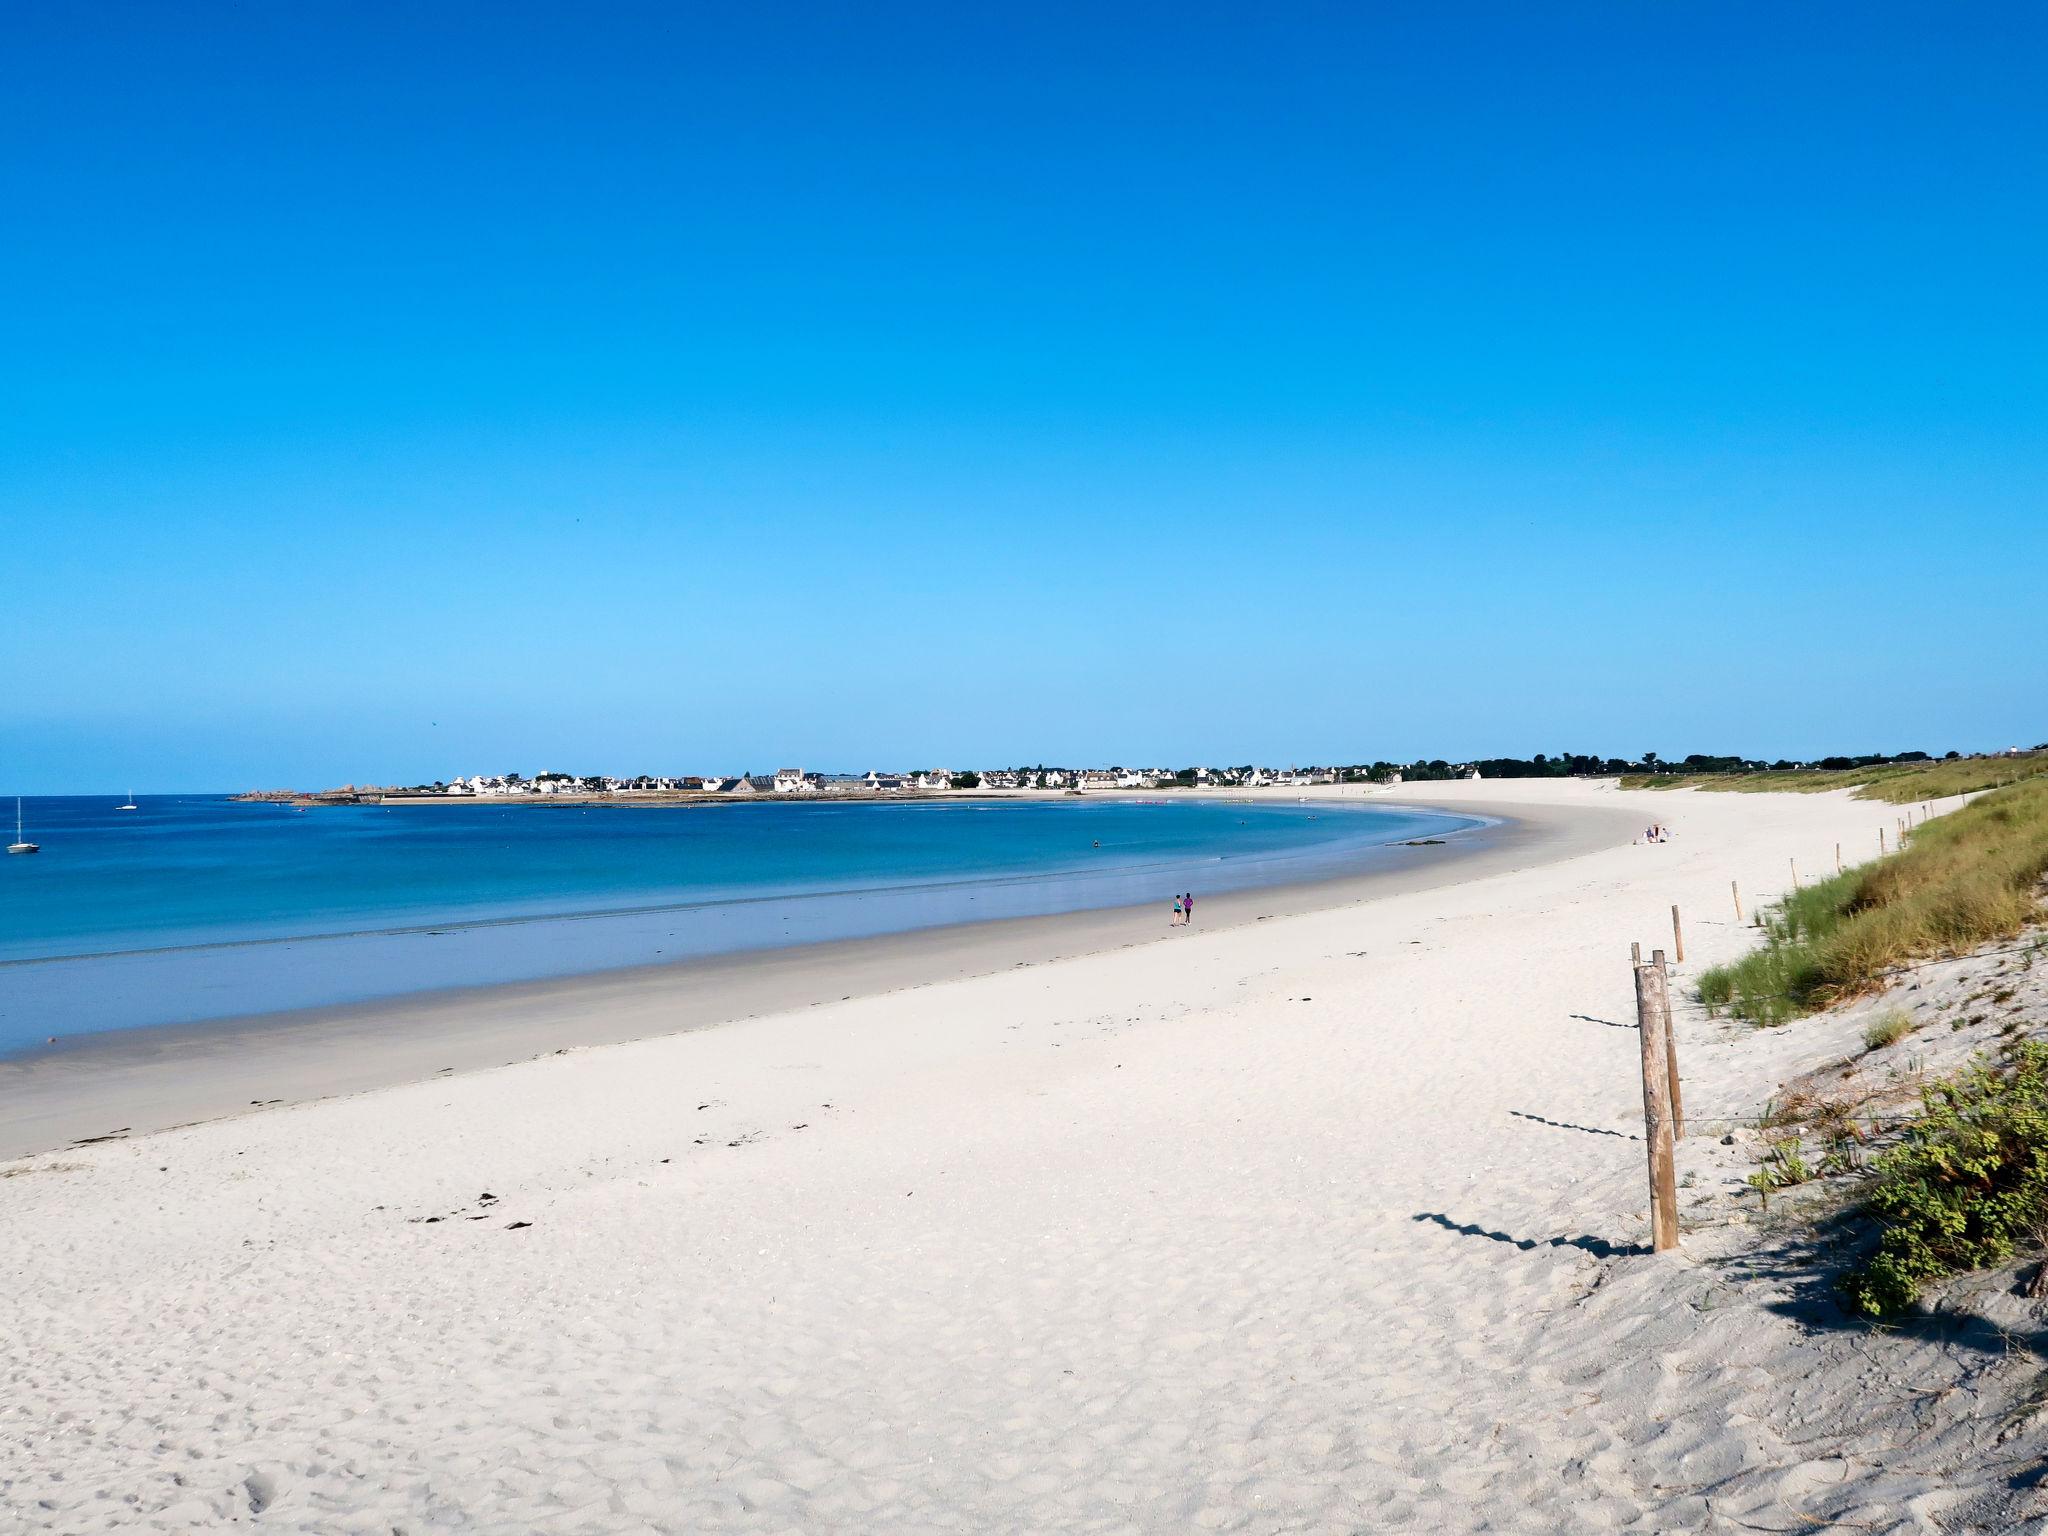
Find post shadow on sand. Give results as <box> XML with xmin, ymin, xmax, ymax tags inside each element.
<box><xmin>1714</xmin><ymin>1201</ymin><xmax>2048</xmax><ymax>1360</ymax></box>
<box><xmin>1568</xmin><ymin>1012</ymin><xmax>1634</xmax><ymax>1031</ymax></box>
<box><xmin>1508</xmin><ymin>1108</ymin><xmax>1639</xmax><ymax>1142</ymax></box>
<box><xmin>1412</xmin><ymin>1211</ymin><xmax>1649</xmax><ymax>1260</ymax></box>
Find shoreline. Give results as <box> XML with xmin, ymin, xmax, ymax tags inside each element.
<box><xmin>0</xmin><ymin>790</ymin><xmax>1631</xmax><ymax>1160</ymax></box>
<box><xmin>0</xmin><ymin>796</ymin><xmax>1474</xmax><ymax>972</ymax></box>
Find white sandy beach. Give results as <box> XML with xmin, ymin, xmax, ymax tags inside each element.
<box><xmin>5</xmin><ymin>779</ymin><xmax>2045</xmax><ymax>1533</ymax></box>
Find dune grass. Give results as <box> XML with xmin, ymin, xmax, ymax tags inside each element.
<box><xmin>1853</xmin><ymin>755</ymin><xmax>2048</xmax><ymax>804</ymax></box>
<box><xmin>1620</xmin><ymin>753</ymin><xmax>2048</xmax><ymax>804</ymax></box>
<box><xmin>1862</xmin><ymin>1009</ymin><xmax>1915</xmax><ymax>1052</ymax></box>
<box><xmin>1696</xmin><ymin>779</ymin><xmax>2048</xmax><ymax>1025</ymax></box>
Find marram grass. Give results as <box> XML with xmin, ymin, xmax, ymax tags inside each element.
<box><xmin>1697</xmin><ymin>779</ymin><xmax>2048</xmax><ymax>1026</ymax></box>
<box><xmin>1621</xmin><ymin>752</ymin><xmax>2048</xmax><ymax>804</ymax></box>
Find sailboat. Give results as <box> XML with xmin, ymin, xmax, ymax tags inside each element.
<box><xmin>117</xmin><ymin>789</ymin><xmax>137</xmax><ymax>811</ymax></box>
<box><xmin>7</xmin><ymin>799</ymin><xmax>37</xmax><ymax>855</ymax></box>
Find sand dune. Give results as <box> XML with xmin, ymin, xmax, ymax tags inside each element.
<box><xmin>5</xmin><ymin>780</ymin><xmax>2043</xmax><ymax>1532</ymax></box>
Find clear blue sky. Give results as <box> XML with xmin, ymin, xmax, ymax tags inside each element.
<box><xmin>4</xmin><ymin>4</ymin><xmax>2043</xmax><ymax>791</ymax></box>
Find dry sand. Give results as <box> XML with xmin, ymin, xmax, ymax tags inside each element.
<box><xmin>4</xmin><ymin>779</ymin><xmax>2045</xmax><ymax>1533</ymax></box>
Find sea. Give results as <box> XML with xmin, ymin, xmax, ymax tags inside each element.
<box><xmin>0</xmin><ymin>794</ymin><xmax>1482</xmax><ymax>1053</ymax></box>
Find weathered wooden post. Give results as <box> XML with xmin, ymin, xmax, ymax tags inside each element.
<box><xmin>1653</xmin><ymin>948</ymin><xmax>1684</xmax><ymax>1140</ymax></box>
<box><xmin>1631</xmin><ymin>941</ymin><xmax>1642</xmax><ymax>964</ymax></box>
<box><xmin>1880</xmin><ymin>827</ymin><xmax>1887</xmax><ymax>855</ymax></box>
<box><xmin>1731</xmin><ymin>879</ymin><xmax>1742</xmax><ymax>922</ymax></box>
<box><xmin>1835</xmin><ymin>841</ymin><xmax>1842</xmax><ymax>874</ymax></box>
<box><xmin>1790</xmin><ymin>857</ymin><xmax>1800</xmax><ymax>890</ymax></box>
<box><xmin>1670</xmin><ymin>904</ymin><xmax>1685</xmax><ymax>963</ymax></box>
<box><xmin>1633</xmin><ymin>959</ymin><xmax>1681</xmax><ymax>1252</ymax></box>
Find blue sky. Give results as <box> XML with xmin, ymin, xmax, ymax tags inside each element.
<box><xmin>4</xmin><ymin>3</ymin><xmax>2044</xmax><ymax>791</ymax></box>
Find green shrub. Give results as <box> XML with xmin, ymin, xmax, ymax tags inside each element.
<box><xmin>1840</xmin><ymin>1042</ymin><xmax>2048</xmax><ymax>1319</ymax></box>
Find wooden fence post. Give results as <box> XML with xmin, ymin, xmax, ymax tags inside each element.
<box><xmin>1631</xmin><ymin>941</ymin><xmax>1642</xmax><ymax>964</ymax></box>
<box><xmin>1790</xmin><ymin>857</ymin><xmax>1800</xmax><ymax>890</ymax></box>
<box><xmin>1835</xmin><ymin>841</ymin><xmax>1842</xmax><ymax>874</ymax></box>
<box><xmin>1880</xmin><ymin>827</ymin><xmax>1887</xmax><ymax>855</ymax></box>
<box><xmin>1731</xmin><ymin>879</ymin><xmax>1742</xmax><ymax>922</ymax></box>
<box><xmin>1671</xmin><ymin>904</ymin><xmax>1685</xmax><ymax>963</ymax></box>
<box><xmin>1634</xmin><ymin>959</ymin><xmax>1681</xmax><ymax>1252</ymax></box>
<box><xmin>1653</xmin><ymin>948</ymin><xmax>1684</xmax><ymax>1140</ymax></box>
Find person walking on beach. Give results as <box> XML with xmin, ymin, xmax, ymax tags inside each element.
<box><xmin>1171</xmin><ymin>895</ymin><xmax>1184</xmax><ymax>926</ymax></box>
<box><xmin>1183</xmin><ymin>891</ymin><xmax>1195</xmax><ymax>925</ymax></box>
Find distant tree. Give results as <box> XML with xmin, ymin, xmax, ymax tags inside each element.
<box><xmin>951</xmin><ymin>772</ymin><xmax>981</xmax><ymax>790</ymax></box>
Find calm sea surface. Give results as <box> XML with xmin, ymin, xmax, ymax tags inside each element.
<box><xmin>0</xmin><ymin>794</ymin><xmax>1479</xmax><ymax>1051</ymax></box>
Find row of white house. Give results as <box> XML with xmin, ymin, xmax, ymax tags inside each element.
<box><xmin>434</xmin><ymin>764</ymin><xmax>1392</xmax><ymax>798</ymax></box>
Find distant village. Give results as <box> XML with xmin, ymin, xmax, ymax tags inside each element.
<box><xmin>233</xmin><ymin>762</ymin><xmax>1494</xmax><ymax>806</ymax></box>
<box><xmin>238</xmin><ymin>760</ymin><xmax>1489</xmax><ymax>805</ymax></box>
<box><xmin>240</xmin><ymin>748</ymin><xmax>2027</xmax><ymax>806</ymax></box>
<box><xmin>422</xmin><ymin>763</ymin><xmax>1447</xmax><ymax>799</ymax></box>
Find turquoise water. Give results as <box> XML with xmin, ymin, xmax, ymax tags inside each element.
<box><xmin>0</xmin><ymin>794</ymin><xmax>1479</xmax><ymax>1050</ymax></box>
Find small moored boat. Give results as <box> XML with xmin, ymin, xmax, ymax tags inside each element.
<box><xmin>7</xmin><ymin>798</ymin><xmax>37</xmax><ymax>855</ymax></box>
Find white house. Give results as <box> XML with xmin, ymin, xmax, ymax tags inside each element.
<box><xmin>772</xmin><ymin>768</ymin><xmax>812</xmax><ymax>794</ymax></box>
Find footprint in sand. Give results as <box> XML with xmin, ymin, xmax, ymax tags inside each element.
<box><xmin>241</xmin><ymin>1470</ymin><xmax>277</xmax><ymax>1515</ymax></box>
